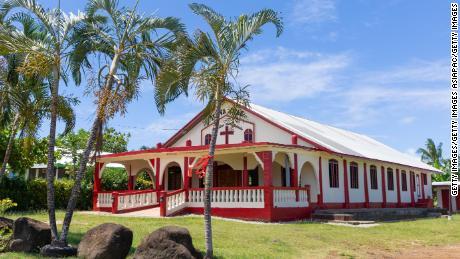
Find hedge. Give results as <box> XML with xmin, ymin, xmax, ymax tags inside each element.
<box><xmin>0</xmin><ymin>166</ymin><xmax>155</xmax><ymax>212</ymax></box>
<box><xmin>0</xmin><ymin>176</ymin><xmax>93</xmax><ymax>211</ymax></box>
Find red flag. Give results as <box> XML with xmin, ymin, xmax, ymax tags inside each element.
<box><xmin>188</xmin><ymin>155</ymin><xmax>213</xmax><ymax>179</ymax></box>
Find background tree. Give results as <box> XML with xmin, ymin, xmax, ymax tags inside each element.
<box><xmin>56</xmin><ymin>127</ymin><xmax>130</xmax><ymax>176</ymax></box>
<box><xmin>0</xmin><ymin>54</ymin><xmax>77</xmax><ymax>178</ymax></box>
<box><xmin>0</xmin><ymin>0</ymin><xmax>85</xmax><ymax>245</ymax></box>
<box><xmin>58</xmin><ymin>0</ymin><xmax>185</xmax><ymax>244</ymax></box>
<box><xmin>417</xmin><ymin>138</ymin><xmax>451</xmax><ymax>181</ymax></box>
<box><xmin>154</xmin><ymin>3</ymin><xmax>283</xmax><ymax>257</ymax></box>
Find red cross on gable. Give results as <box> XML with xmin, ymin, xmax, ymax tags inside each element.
<box><xmin>219</xmin><ymin>125</ymin><xmax>234</xmax><ymax>144</ymax></box>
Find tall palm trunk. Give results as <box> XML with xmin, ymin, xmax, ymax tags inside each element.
<box><xmin>59</xmin><ymin>117</ymin><xmax>99</xmax><ymax>243</ymax></box>
<box><xmin>204</xmin><ymin>94</ymin><xmax>222</xmax><ymax>259</ymax></box>
<box><xmin>0</xmin><ymin>113</ymin><xmax>20</xmax><ymax>178</ymax></box>
<box><xmin>59</xmin><ymin>54</ymin><xmax>120</xmax><ymax>244</ymax></box>
<box><xmin>47</xmin><ymin>65</ymin><xmax>60</xmax><ymax>243</ymax></box>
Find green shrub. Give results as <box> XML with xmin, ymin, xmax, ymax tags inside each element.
<box><xmin>101</xmin><ymin>167</ymin><xmax>128</xmax><ymax>191</ymax></box>
<box><xmin>135</xmin><ymin>171</ymin><xmax>154</xmax><ymax>190</ymax></box>
<box><xmin>0</xmin><ymin>198</ymin><xmax>17</xmax><ymax>215</ymax></box>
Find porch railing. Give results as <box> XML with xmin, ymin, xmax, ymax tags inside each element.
<box><xmin>273</xmin><ymin>187</ymin><xmax>310</xmax><ymax>208</ymax></box>
<box><xmin>188</xmin><ymin>187</ymin><xmax>265</xmax><ymax>208</ymax></box>
<box><xmin>96</xmin><ymin>189</ymin><xmax>158</xmax><ymax>213</ymax></box>
<box><xmin>115</xmin><ymin>190</ymin><xmax>158</xmax><ymax>212</ymax></box>
<box><xmin>96</xmin><ymin>192</ymin><xmax>113</xmax><ymax>208</ymax></box>
<box><xmin>164</xmin><ymin>189</ymin><xmax>187</xmax><ymax>216</ymax></box>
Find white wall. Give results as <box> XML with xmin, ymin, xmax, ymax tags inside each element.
<box><xmin>171</xmin><ymin>102</ymin><xmax>315</xmax><ymax>148</ymax></box>
<box><xmin>348</xmin><ymin>161</ymin><xmax>365</xmax><ymax>203</ymax></box>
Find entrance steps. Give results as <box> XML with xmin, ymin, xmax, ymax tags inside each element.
<box><xmin>312</xmin><ymin>208</ymin><xmax>444</xmax><ymax>222</ymax></box>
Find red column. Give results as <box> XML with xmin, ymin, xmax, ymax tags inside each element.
<box><xmin>410</xmin><ymin>172</ymin><xmax>415</xmax><ymax>206</ymax></box>
<box><xmin>159</xmin><ymin>191</ymin><xmax>166</xmax><ymax>216</ymax></box>
<box><xmin>156</xmin><ymin>158</ymin><xmax>162</xmax><ymax>190</ymax></box>
<box><xmin>396</xmin><ymin>169</ymin><xmax>401</xmax><ymax>207</ymax></box>
<box><xmin>242</xmin><ymin>156</ymin><xmax>248</xmax><ymax>186</ymax></box>
<box><xmin>256</xmin><ymin>151</ymin><xmax>273</xmax><ymax>221</ymax></box>
<box><xmin>111</xmin><ymin>191</ymin><xmax>119</xmax><ymax>214</ymax></box>
<box><xmin>381</xmin><ymin>166</ymin><xmax>386</xmax><ymax>208</ymax></box>
<box><xmin>127</xmin><ymin>164</ymin><xmax>133</xmax><ymax>190</ymax></box>
<box><xmin>421</xmin><ymin>173</ymin><xmax>426</xmax><ymax>199</ymax></box>
<box><xmin>343</xmin><ymin>160</ymin><xmax>350</xmax><ymax>208</ymax></box>
<box><xmin>293</xmin><ymin>154</ymin><xmax>299</xmax><ymax>187</ymax></box>
<box><xmin>318</xmin><ymin>156</ymin><xmax>323</xmax><ymax>207</ymax></box>
<box><xmin>363</xmin><ymin>163</ymin><xmax>369</xmax><ymax>208</ymax></box>
<box><xmin>92</xmin><ymin>162</ymin><xmax>103</xmax><ymax>210</ymax></box>
<box><xmin>184</xmin><ymin>156</ymin><xmax>189</xmax><ymax>201</ymax></box>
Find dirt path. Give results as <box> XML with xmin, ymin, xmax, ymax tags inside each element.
<box><xmin>364</xmin><ymin>243</ymin><xmax>460</xmax><ymax>259</ymax></box>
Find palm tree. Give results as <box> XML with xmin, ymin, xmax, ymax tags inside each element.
<box><xmin>417</xmin><ymin>139</ymin><xmax>443</xmax><ymax>169</ymax></box>
<box><xmin>0</xmin><ymin>54</ymin><xmax>76</xmax><ymax>178</ymax></box>
<box><xmin>58</xmin><ymin>0</ymin><xmax>185</xmax><ymax>244</ymax></box>
<box><xmin>417</xmin><ymin>139</ymin><xmax>449</xmax><ymax>182</ymax></box>
<box><xmin>154</xmin><ymin>4</ymin><xmax>283</xmax><ymax>257</ymax></box>
<box><xmin>0</xmin><ymin>0</ymin><xmax>85</xmax><ymax>245</ymax></box>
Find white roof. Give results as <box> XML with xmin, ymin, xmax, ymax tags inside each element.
<box><xmin>31</xmin><ymin>150</ymin><xmax>124</xmax><ymax>169</ymax></box>
<box><xmin>432</xmin><ymin>181</ymin><xmax>451</xmax><ymax>186</ymax></box>
<box><xmin>249</xmin><ymin>103</ymin><xmax>441</xmax><ymax>173</ymax></box>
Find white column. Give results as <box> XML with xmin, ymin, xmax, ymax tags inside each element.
<box><xmin>35</xmin><ymin>168</ymin><xmax>39</xmax><ymax>178</ymax></box>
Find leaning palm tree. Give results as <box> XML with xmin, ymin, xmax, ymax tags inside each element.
<box><xmin>57</xmin><ymin>0</ymin><xmax>185</xmax><ymax>244</ymax></box>
<box><xmin>0</xmin><ymin>0</ymin><xmax>85</xmax><ymax>245</ymax></box>
<box><xmin>154</xmin><ymin>4</ymin><xmax>283</xmax><ymax>257</ymax></box>
<box><xmin>0</xmin><ymin>54</ymin><xmax>76</xmax><ymax>178</ymax></box>
<box><xmin>417</xmin><ymin>139</ymin><xmax>443</xmax><ymax>169</ymax></box>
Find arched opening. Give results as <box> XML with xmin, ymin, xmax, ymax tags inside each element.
<box><xmin>163</xmin><ymin>162</ymin><xmax>183</xmax><ymax>191</ymax></box>
<box><xmin>101</xmin><ymin>167</ymin><xmax>128</xmax><ymax>191</ymax></box>
<box><xmin>134</xmin><ymin>168</ymin><xmax>154</xmax><ymax>190</ymax></box>
<box><xmin>300</xmin><ymin>162</ymin><xmax>318</xmax><ymax>202</ymax></box>
<box><xmin>272</xmin><ymin>152</ymin><xmax>292</xmax><ymax>187</ymax></box>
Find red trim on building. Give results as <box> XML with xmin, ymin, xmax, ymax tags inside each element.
<box><xmin>410</xmin><ymin>172</ymin><xmax>415</xmax><ymax>206</ymax></box>
<box><xmin>363</xmin><ymin>162</ymin><xmax>369</xmax><ymax>208</ymax></box>
<box><xmin>256</xmin><ymin>151</ymin><xmax>274</xmax><ymax>221</ymax></box>
<box><xmin>242</xmin><ymin>156</ymin><xmax>248</xmax><ymax>187</ymax></box>
<box><xmin>343</xmin><ymin>160</ymin><xmax>350</xmax><ymax>208</ymax></box>
<box><xmin>396</xmin><ymin>169</ymin><xmax>401</xmax><ymax>207</ymax></box>
<box><xmin>318</xmin><ymin>156</ymin><xmax>323</xmax><ymax>206</ymax></box>
<box><xmin>293</xmin><ymin>153</ymin><xmax>299</xmax><ymax>187</ymax></box>
<box><xmin>381</xmin><ymin>166</ymin><xmax>386</xmax><ymax>208</ymax></box>
<box><xmin>421</xmin><ymin>173</ymin><xmax>426</xmax><ymax>199</ymax></box>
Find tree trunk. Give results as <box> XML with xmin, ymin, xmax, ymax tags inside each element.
<box><xmin>0</xmin><ymin>113</ymin><xmax>20</xmax><ymax>178</ymax></box>
<box><xmin>59</xmin><ymin>117</ymin><xmax>99</xmax><ymax>243</ymax></box>
<box><xmin>204</xmin><ymin>96</ymin><xmax>222</xmax><ymax>259</ymax></box>
<box><xmin>47</xmin><ymin>65</ymin><xmax>60</xmax><ymax>244</ymax></box>
<box><xmin>59</xmin><ymin>54</ymin><xmax>120</xmax><ymax>244</ymax></box>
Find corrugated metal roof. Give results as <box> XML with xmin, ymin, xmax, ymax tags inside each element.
<box><xmin>249</xmin><ymin>103</ymin><xmax>441</xmax><ymax>173</ymax></box>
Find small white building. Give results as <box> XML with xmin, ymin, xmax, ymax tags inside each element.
<box><xmin>93</xmin><ymin>100</ymin><xmax>441</xmax><ymax>221</ymax></box>
<box><xmin>433</xmin><ymin>181</ymin><xmax>459</xmax><ymax>212</ymax></box>
<box><xmin>26</xmin><ymin>150</ymin><xmax>123</xmax><ymax>180</ymax></box>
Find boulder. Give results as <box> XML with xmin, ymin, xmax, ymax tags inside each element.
<box><xmin>9</xmin><ymin>217</ymin><xmax>51</xmax><ymax>252</ymax></box>
<box><xmin>78</xmin><ymin>223</ymin><xmax>133</xmax><ymax>259</ymax></box>
<box><xmin>134</xmin><ymin>226</ymin><xmax>202</xmax><ymax>259</ymax></box>
<box><xmin>0</xmin><ymin>217</ymin><xmax>13</xmax><ymax>253</ymax></box>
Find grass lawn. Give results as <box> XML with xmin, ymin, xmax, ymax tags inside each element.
<box><xmin>1</xmin><ymin>211</ymin><xmax>459</xmax><ymax>259</ymax></box>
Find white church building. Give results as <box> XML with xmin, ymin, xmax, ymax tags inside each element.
<box><xmin>93</xmin><ymin>100</ymin><xmax>441</xmax><ymax>221</ymax></box>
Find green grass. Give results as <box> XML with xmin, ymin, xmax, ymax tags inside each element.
<box><xmin>1</xmin><ymin>212</ymin><xmax>460</xmax><ymax>258</ymax></box>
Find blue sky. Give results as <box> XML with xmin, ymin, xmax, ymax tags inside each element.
<box><xmin>37</xmin><ymin>0</ymin><xmax>448</xmax><ymax>158</ymax></box>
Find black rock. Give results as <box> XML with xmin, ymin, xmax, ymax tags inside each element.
<box><xmin>134</xmin><ymin>226</ymin><xmax>202</xmax><ymax>259</ymax></box>
<box><xmin>77</xmin><ymin>223</ymin><xmax>133</xmax><ymax>259</ymax></box>
<box><xmin>9</xmin><ymin>217</ymin><xmax>51</xmax><ymax>252</ymax></box>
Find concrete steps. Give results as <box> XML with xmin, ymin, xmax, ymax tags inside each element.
<box><xmin>312</xmin><ymin>208</ymin><xmax>444</xmax><ymax>222</ymax></box>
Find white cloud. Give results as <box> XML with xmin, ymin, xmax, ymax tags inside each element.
<box><xmin>238</xmin><ymin>47</ymin><xmax>350</xmax><ymax>102</ymax></box>
<box><xmin>121</xmin><ymin>112</ymin><xmax>197</xmax><ymax>149</ymax></box>
<box><xmin>331</xmin><ymin>60</ymin><xmax>449</xmax><ymax>128</ymax></box>
<box><xmin>404</xmin><ymin>147</ymin><xmax>420</xmax><ymax>160</ymax></box>
<box><xmin>399</xmin><ymin>116</ymin><xmax>416</xmax><ymax>125</ymax></box>
<box><xmin>290</xmin><ymin>0</ymin><xmax>337</xmax><ymax>24</ymax></box>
